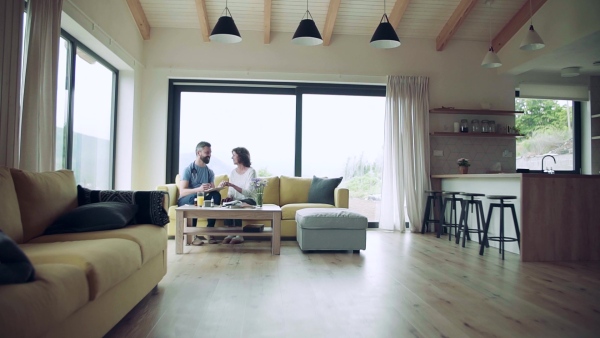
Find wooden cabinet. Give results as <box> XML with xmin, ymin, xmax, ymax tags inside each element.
<box><xmin>429</xmin><ymin>108</ymin><xmax>524</xmax><ymax>137</ymax></box>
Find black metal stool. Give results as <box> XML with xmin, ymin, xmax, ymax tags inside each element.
<box><xmin>479</xmin><ymin>195</ymin><xmax>521</xmax><ymax>260</ymax></box>
<box><xmin>456</xmin><ymin>193</ymin><xmax>489</xmax><ymax>248</ymax></box>
<box><xmin>421</xmin><ymin>190</ymin><xmax>444</xmax><ymax>234</ymax></box>
<box><xmin>437</xmin><ymin>192</ymin><xmax>464</xmax><ymax>241</ymax></box>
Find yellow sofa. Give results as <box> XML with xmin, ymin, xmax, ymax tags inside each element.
<box><xmin>157</xmin><ymin>175</ymin><xmax>349</xmax><ymax>238</ymax></box>
<box><xmin>0</xmin><ymin>167</ymin><xmax>167</xmax><ymax>338</ymax></box>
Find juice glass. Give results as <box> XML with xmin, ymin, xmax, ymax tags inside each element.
<box><xmin>197</xmin><ymin>192</ymin><xmax>205</xmax><ymax>207</ymax></box>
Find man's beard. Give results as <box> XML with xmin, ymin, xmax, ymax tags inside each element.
<box><xmin>201</xmin><ymin>155</ymin><xmax>210</xmax><ymax>164</ymax></box>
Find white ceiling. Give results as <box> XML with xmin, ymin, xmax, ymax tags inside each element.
<box><xmin>136</xmin><ymin>0</ymin><xmax>600</xmax><ymax>79</ymax></box>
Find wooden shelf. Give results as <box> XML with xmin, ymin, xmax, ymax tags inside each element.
<box><xmin>592</xmin><ymin>136</ymin><xmax>600</xmax><ymax>140</ymax></box>
<box><xmin>430</xmin><ymin>108</ymin><xmax>524</xmax><ymax>115</ymax></box>
<box><xmin>592</xmin><ymin>114</ymin><xmax>600</xmax><ymax>119</ymax></box>
<box><xmin>430</xmin><ymin>132</ymin><xmax>523</xmax><ymax>138</ymax></box>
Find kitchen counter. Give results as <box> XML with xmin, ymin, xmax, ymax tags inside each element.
<box><xmin>431</xmin><ymin>174</ymin><xmax>600</xmax><ymax>262</ymax></box>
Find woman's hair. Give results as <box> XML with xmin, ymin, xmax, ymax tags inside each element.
<box><xmin>232</xmin><ymin>147</ymin><xmax>251</xmax><ymax>167</ymax></box>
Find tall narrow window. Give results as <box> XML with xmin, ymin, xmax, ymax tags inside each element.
<box><xmin>56</xmin><ymin>31</ymin><xmax>118</xmax><ymax>189</ymax></box>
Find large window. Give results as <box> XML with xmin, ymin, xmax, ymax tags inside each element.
<box><xmin>168</xmin><ymin>81</ymin><xmax>386</xmax><ymax>223</ymax></box>
<box><xmin>56</xmin><ymin>31</ymin><xmax>118</xmax><ymax>189</ymax></box>
<box><xmin>515</xmin><ymin>97</ymin><xmax>581</xmax><ymax>172</ymax></box>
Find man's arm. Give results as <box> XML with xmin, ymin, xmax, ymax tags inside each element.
<box><xmin>178</xmin><ymin>180</ymin><xmax>211</xmax><ymax>198</ymax></box>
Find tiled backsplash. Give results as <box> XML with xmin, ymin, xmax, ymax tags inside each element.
<box><xmin>430</xmin><ymin>136</ymin><xmax>516</xmax><ymax>175</ymax></box>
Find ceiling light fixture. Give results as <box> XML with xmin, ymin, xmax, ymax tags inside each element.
<box><xmin>292</xmin><ymin>0</ymin><xmax>323</xmax><ymax>46</ymax></box>
<box><xmin>519</xmin><ymin>0</ymin><xmax>545</xmax><ymax>50</ymax></box>
<box><xmin>210</xmin><ymin>0</ymin><xmax>242</xmax><ymax>43</ymax></box>
<box><xmin>481</xmin><ymin>0</ymin><xmax>501</xmax><ymax>68</ymax></box>
<box><xmin>561</xmin><ymin>67</ymin><xmax>581</xmax><ymax>78</ymax></box>
<box><xmin>370</xmin><ymin>0</ymin><xmax>400</xmax><ymax>49</ymax></box>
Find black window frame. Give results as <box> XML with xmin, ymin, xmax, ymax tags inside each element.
<box><xmin>514</xmin><ymin>91</ymin><xmax>582</xmax><ymax>174</ymax></box>
<box><xmin>58</xmin><ymin>29</ymin><xmax>119</xmax><ymax>188</ymax></box>
<box><xmin>166</xmin><ymin>79</ymin><xmax>386</xmax><ymax>182</ymax></box>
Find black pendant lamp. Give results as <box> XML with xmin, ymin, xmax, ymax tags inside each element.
<box><xmin>292</xmin><ymin>0</ymin><xmax>322</xmax><ymax>46</ymax></box>
<box><xmin>370</xmin><ymin>0</ymin><xmax>400</xmax><ymax>48</ymax></box>
<box><xmin>210</xmin><ymin>0</ymin><xmax>242</xmax><ymax>43</ymax></box>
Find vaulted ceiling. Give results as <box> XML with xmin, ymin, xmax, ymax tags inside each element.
<box><xmin>125</xmin><ymin>0</ymin><xmax>544</xmax><ymax>53</ymax></box>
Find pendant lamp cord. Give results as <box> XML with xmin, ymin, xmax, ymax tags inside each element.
<box><xmin>488</xmin><ymin>1</ymin><xmax>492</xmax><ymax>50</ymax></box>
<box><xmin>529</xmin><ymin>0</ymin><xmax>533</xmax><ymax>25</ymax></box>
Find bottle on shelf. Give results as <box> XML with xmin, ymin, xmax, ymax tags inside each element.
<box><xmin>471</xmin><ymin>119</ymin><xmax>480</xmax><ymax>133</ymax></box>
<box><xmin>460</xmin><ymin>119</ymin><xmax>469</xmax><ymax>133</ymax></box>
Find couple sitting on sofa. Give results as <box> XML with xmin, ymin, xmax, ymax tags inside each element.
<box><xmin>178</xmin><ymin>141</ymin><xmax>257</xmax><ymax>245</ymax></box>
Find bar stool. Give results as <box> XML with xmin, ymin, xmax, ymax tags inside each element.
<box><xmin>421</xmin><ymin>190</ymin><xmax>444</xmax><ymax>234</ymax></box>
<box><xmin>479</xmin><ymin>195</ymin><xmax>521</xmax><ymax>260</ymax></box>
<box><xmin>437</xmin><ymin>192</ymin><xmax>464</xmax><ymax>241</ymax></box>
<box><xmin>456</xmin><ymin>193</ymin><xmax>489</xmax><ymax>248</ymax></box>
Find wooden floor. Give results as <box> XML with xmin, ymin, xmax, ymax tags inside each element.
<box><xmin>106</xmin><ymin>230</ymin><xmax>600</xmax><ymax>338</ymax></box>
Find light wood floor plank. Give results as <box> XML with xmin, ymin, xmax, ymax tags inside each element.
<box><xmin>105</xmin><ymin>231</ymin><xmax>600</xmax><ymax>338</ymax></box>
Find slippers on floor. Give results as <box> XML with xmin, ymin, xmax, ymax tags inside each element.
<box><xmin>207</xmin><ymin>236</ymin><xmax>218</xmax><ymax>244</ymax></box>
<box><xmin>230</xmin><ymin>236</ymin><xmax>244</xmax><ymax>245</ymax></box>
<box><xmin>191</xmin><ymin>236</ymin><xmax>204</xmax><ymax>246</ymax></box>
<box><xmin>222</xmin><ymin>235</ymin><xmax>234</xmax><ymax>244</ymax></box>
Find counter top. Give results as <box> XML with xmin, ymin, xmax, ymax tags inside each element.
<box><xmin>432</xmin><ymin>173</ymin><xmax>599</xmax><ymax>179</ymax></box>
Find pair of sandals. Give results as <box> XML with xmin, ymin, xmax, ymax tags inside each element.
<box><xmin>191</xmin><ymin>236</ymin><xmax>218</xmax><ymax>246</ymax></box>
<box><xmin>222</xmin><ymin>235</ymin><xmax>244</xmax><ymax>245</ymax></box>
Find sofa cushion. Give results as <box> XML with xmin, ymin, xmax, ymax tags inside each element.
<box><xmin>261</xmin><ymin>176</ymin><xmax>280</xmax><ymax>205</ymax></box>
<box><xmin>281</xmin><ymin>203</ymin><xmax>335</xmax><ymax>220</ymax></box>
<box><xmin>29</xmin><ymin>224</ymin><xmax>167</xmax><ymax>264</ymax></box>
<box><xmin>0</xmin><ymin>167</ymin><xmax>23</xmax><ymax>243</ymax></box>
<box><xmin>279</xmin><ymin>176</ymin><xmax>312</xmax><ymax>205</ymax></box>
<box><xmin>307</xmin><ymin>176</ymin><xmax>343</xmax><ymax>205</ymax></box>
<box><xmin>44</xmin><ymin>202</ymin><xmax>138</xmax><ymax>235</ymax></box>
<box><xmin>10</xmin><ymin>169</ymin><xmax>77</xmax><ymax>243</ymax></box>
<box><xmin>78</xmin><ymin>186</ymin><xmax>169</xmax><ymax>226</ymax></box>
<box><xmin>0</xmin><ymin>230</ymin><xmax>35</xmax><ymax>284</ymax></box>
<box><xmin>296</xmin><ymin>208</ymin><xmax>368</xmax><ymax>230</ymax></box>
<box><xmin>20</xmin><ymin>238</ymin><xmax>142</xmax><ymax>300</ymax></box>
<box><xmin>0</xmin><ymin>263</ymin><xmax>88</xmax><ymax>338</ymax></box>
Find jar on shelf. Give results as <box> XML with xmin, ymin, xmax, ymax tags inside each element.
<box><xmin>460</xmin><ymin>119</ymin><xmax>469</xmax><ymax>133</ymax></box>
<box><xmin>488</xmin><ymin>120</ymin><xmax>496</xmax><ymax>133</ymax></box>
<box><xmin>471</xmin><ymin>119</ymin><xmax>480</xmax><ymax>133</ymax></box>
<box><xmin>481</xmin><ymin>120</ymin><xmax>490</xmax><ymax>133</ymax></box>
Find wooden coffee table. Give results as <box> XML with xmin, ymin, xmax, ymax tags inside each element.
<box><xmin>175</xmin><ymin>204</ymin><xmax>282</xmax><ymax>255</ymax></box>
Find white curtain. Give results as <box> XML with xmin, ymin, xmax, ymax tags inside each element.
<box><xmin>20</xmin><ymin>0</ymin><xmax>63</xmax><ymax>172</ymax></box>
<box><xmin>380</xmin><ymin>76</ymin><xmax>431</xmax><ymax>232</ymax></box>
<box><xmin>0</xmin><ymin>0</ymin><xmax>24</xmax><ymax>168</ymax></box>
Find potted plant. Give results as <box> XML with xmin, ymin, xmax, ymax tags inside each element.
<box><xmin>457</xmin><ymin>158</ymin><xmax>470</xmax><ymax>174</ymax></box>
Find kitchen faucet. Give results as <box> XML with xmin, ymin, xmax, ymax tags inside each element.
<box><xmin>541</xmin><ymin>155</ymin><xmax>556</xmax><ymax>173</ymax></box>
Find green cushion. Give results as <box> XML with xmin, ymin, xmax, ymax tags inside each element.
<box><xmin>307</xmin><ymin>176</ymin><xmax>343</xmax><ymax>205</ymax></box>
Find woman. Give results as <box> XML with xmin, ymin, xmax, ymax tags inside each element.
<box><xmin>219</xmin><ymin>147</ymin><xmax>256</xmax><ymax>244</ymax></box>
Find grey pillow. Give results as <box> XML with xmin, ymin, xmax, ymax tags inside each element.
<box><xmin>44</xmin><ymin>202</ymin><xmax>138</xmax><ymax>235</ymax></box>
<box><xmin>0</xmin><ymin>230</ymin><xmax>35</xmax><ymax>284</ymax></box>
<box><xmin>307</xmin><ymin>176</ymin><xmax>343</xmax><ymax>205</ymax></box>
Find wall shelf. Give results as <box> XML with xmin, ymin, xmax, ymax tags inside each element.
<box><xmin>430</xmin><ymin>132</ymin><xmax>523</xmax><ymax>138</ymax></box>
<box><xmin>592</xmin><ymin>114</ymin><xmax>600</xmax><ymax>119</ymax></box>
<box><xmin>430</xmin><ymin>108</ymin><xmax>524</xmax><ymax>115</ymax></box>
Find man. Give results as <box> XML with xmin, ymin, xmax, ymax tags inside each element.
<box><xmin>178</xmin><ymin>141</ymin><xmax>222</xmax><ymax>245</ymax></box>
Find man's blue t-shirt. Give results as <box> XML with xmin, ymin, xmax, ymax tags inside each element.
<box><xmin>181</xmin><ymin>162</ymin><xmax>214</xmax><ymax>189</ymax></box>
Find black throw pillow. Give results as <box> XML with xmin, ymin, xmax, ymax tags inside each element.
<box><xmin>44</xmin><ymin>202</ymin><xmax>138</xmax><ymax>235</ymax></box>
<box><xmin>307</xmin><ymin>176</ymin><xmax>343</xmax><ymax>205</ymax></box>
<box><xmin>0</xmin><ymin>230</ymin><xmax>35</xmax><ymax>284</ymax></box>
<box><xmin>77</xmin><ymin>186</ymin><xmax>169</xmax><ymax>226</ymax></box>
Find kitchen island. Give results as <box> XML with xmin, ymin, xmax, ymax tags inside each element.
<box><xmin>431</xmin><ymin>173</ymin><xmax>600</xmax><ymax>262</ymax></box>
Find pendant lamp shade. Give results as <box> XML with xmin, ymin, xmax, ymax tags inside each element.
<box><xmin>481</xmin><ymin>47</ymin><xmax>502</xmax><ymax>68</ymax></box>
<box><xmin>519</xmin><ymin>25</ymin><xmax>545</xmax><ymax>50</ymax></box>
<box><xmin>292</xmin><ymin>18</ymin><xmax>323</xmax><ymax>46</ymax></box>
<box><xmin>370</xmin><ymin>14</ymin><xmax>400</xmax><ymax>49</ymax></box>
<box><xmin>210</xmin><ymin>6</ymin><xmax>241</xmax><ymax>43</ymax></box>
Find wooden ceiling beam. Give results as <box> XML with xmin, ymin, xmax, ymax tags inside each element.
<box><xmin>264</xmin><ymin>0</ymin><xmax>272</xmax><ymax>44</ymax></box>
<box><xmin>388</xmin><ymin>0</ymin><xmax>411</xmax><ymax>28</ymax></box>
<box><xmin>435</xmin><ymin>0</ymin><xmax>478</xmax><ymax>51</ymax></box>
<box><xmin>492</xmin><ymin>0</ymin><xmax>547</xmax><ymax>52</ymax></box>
<box><xmin>125</xmin><ymin>0</ymin><xmax>151</xmax><ymax>40</ymax></box>
<box><xmin>194</xmin><ymin>0</ymin><xmax>210</xmax><ymax>42</ymax></box>
<box><xmin>322</xmin><ymin>0</ymin><xmax>341</xmax><ymax>46</ymax></box>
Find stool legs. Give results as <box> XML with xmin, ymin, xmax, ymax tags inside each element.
<box><xmin>438</xmin><ymin>197</ymin><xmax>462</xmax><ymax>241</ymax></box>
<box><xmin>457</xmin><ymin>199</ymin><xmax>489</xmax><ymax>248</ymax></box>
<box><xmin>480</xmin><ymin>201</ymin><xmax>520</xmax><ymax>260</ymax></box>
<box><xmin>422</xmin><ymin>194</ymin><xmax>443</xmax><ymax>234</ymax></box>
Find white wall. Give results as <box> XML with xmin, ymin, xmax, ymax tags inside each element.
<box><xmin>135</xmin><ymin>28</ymin><xmax>515</xmax><ymax>189</ymax></box>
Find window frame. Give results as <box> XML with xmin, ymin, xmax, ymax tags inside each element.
<box><xmin>59</xmin><ymin>29</ymin><xmax>119</xmax><ymax>188</ymax></box>
<box><xmin>166</xmin><ymin>79</ymin><xmax>386</xmax><ymax>182</ymax></box>
<box><xmin>515</xmin><ymin>91</ymin><xmax>582</xmax><ymax>174</ymax></box>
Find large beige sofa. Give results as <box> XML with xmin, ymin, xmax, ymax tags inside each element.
<box><xmin>157</xmin><ymin>175</ymin><xmax>349</xmax><ymax>238</ymax></box>
<box><xmin>0</xmin><ymin>167</ymin><xmax>167</xmax><ymax>338</ymax></box>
